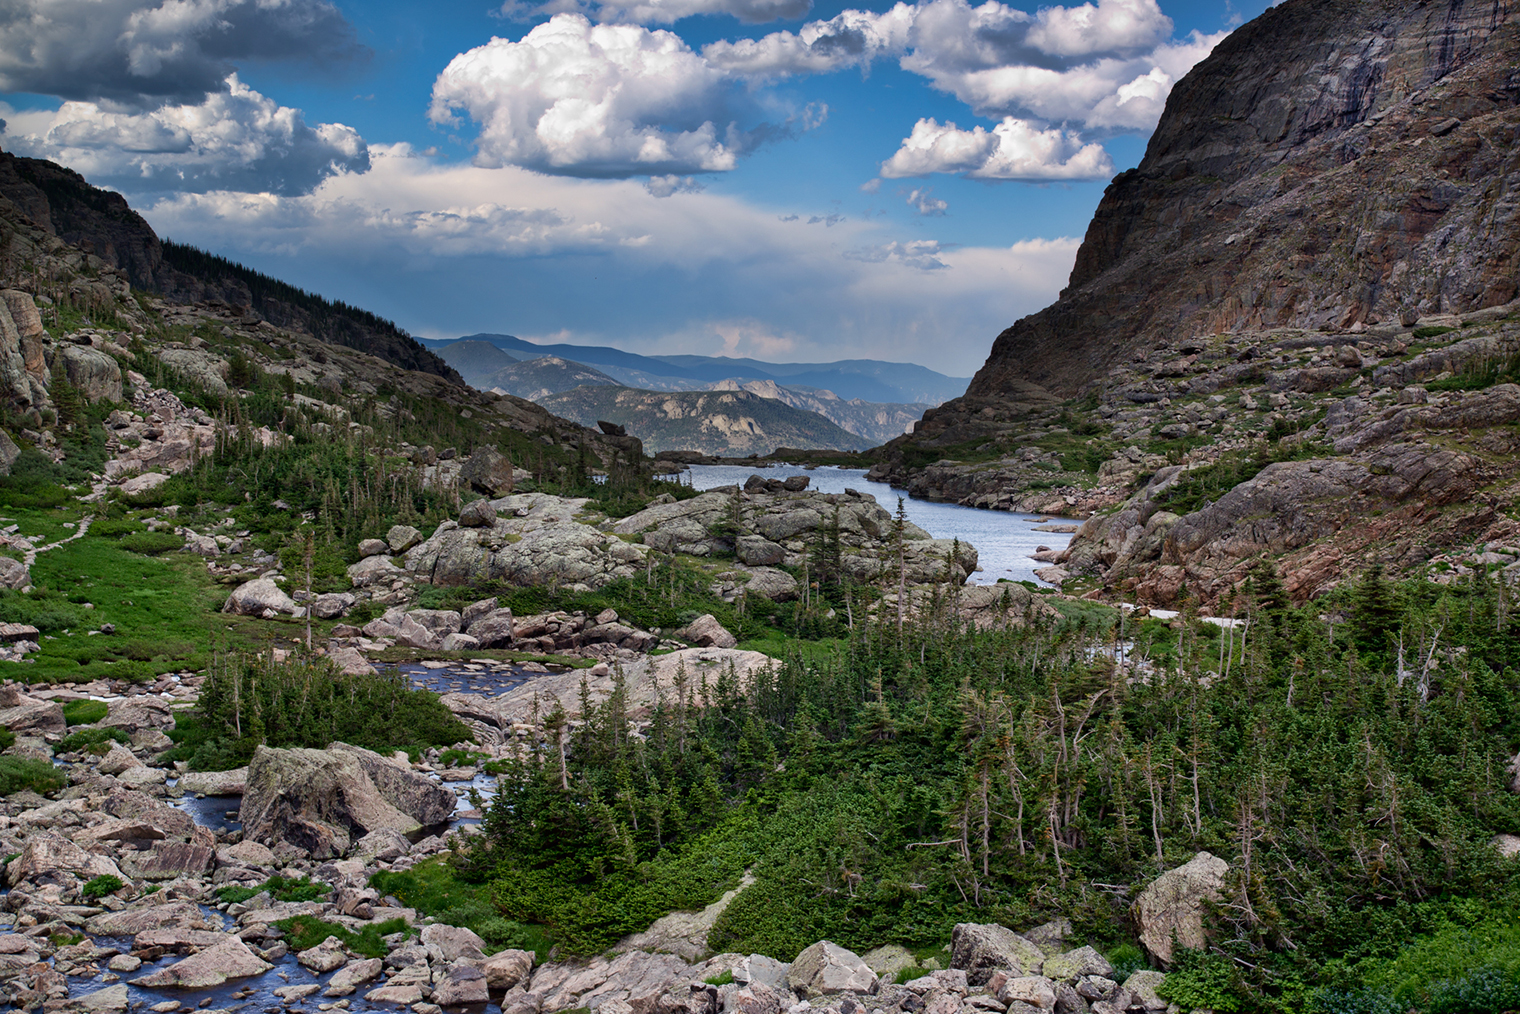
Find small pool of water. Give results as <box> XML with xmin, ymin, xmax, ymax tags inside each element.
<box><xmin>388</xmin><ymin>660</ymin><xmax>559</xmax><ymax>698</ymax></box>
<box><xmin>681</xmin><ymin>463</ymin><xmax>1075</xmax><ymax>587</ymax></box>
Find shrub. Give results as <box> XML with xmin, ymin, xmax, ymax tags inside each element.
<box><xmin>0</xmin><ymin>757</ymin><xmax>66</xmax><ymax>795</ymax></box>
<box><xmin>57</xmin><ymin>727</ymin><xmax>130</xmax><ymax>752</ymax></box>
<box><xmin>1107</xmin><ymin>943</ymin><xmax>1148</xmax><ymax>982</ymax></box>
<box><xmin>117</xmin><ymin>532</ymin><xmax>185</xmax><ymax>555</ymax></box>
<box><xmin>273</xmin><ymin>915</ymin><xmax>410</xmax><ymax>959</ymax></box>
<box><xmin>62</xmin><ymin>700</ymin><xmax>108</xmax><ymax>726</ymax></box>
<box><xmin>82</xmin><ymin>874</ymin><xmax>124</xmax><ymax>899</ymax></box>
<box><xmin>214</xmin><ymin>875</ymin><xmax>330</xmax><ymax>905</ymax></box>
<box><xmin>0</xmin><ymin>726</ymin><xmax>13</xmax><ymax>750</ymax></box>
<box><xmin>1154</xmin><ymin>949</ymin><xmax>1244</xmax><ymax>1013</ymax></box>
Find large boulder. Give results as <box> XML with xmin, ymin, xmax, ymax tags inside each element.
<box><xmin>0</xmin><ymin>555</ymin><xmax>28</xmax><ymax>589</ymax></box>
<box><xmin>347</xmin><ymin>555</ymin><xmax>406</xmax><ymax>588</ymax></box>
<box><xmin>674</xmin><ymin>614</ymin><xmax>737</xmax><ymax>649</ymax></box>
<box><xmin>134</xmin><ymin>937</ymin><xmax>272</xmax><ymax>988</ymax></box>
<box><xmin>1040</xmin><ymin>946</ymin><xmax>1113</xmax><ymax>982</ymax></box>
<box><xmin>951</xmin><ymin>923</ymin><xmax>1046</xmax><ymax>985</ymax></box>
<box><xmin>7</xmin><ymin>831</ymin><xmax>124</xmax><ymax>887</ymax></box>
<box><xmin>222</xmin><ymin>577</ymin><xmax>298</xmax><ymax>616</ymax></box>
<box><xmin>1134</xmin><ymin>851</ymin><xmax>1229</xmax><ymax>965</ymax></box>
<box><xmin>421</xmin><ymin>923</ymin><xmax>487</xmax><ymax>965</ymax></box>
<box><xmin>240</xmin><ymin>743</ymin><xmax>455</xmax><ymax>858</ymax></box>
<box><xmin>483</xmin><ymin>949</ymin><xmax>535</xmax><ymax>990</ymax></box>
<box><xmin>788</xmin><ymin>940</ymin><xmax>878</xmax><ymax>997</ymax></box>
<box><xmin>60</xmin><ymin>345</ymin><xmax>124</xmax><ymax>403</ymax></box>
<box><xmin>177</xmin><ymin>767</ymin><xmax>248</xmax><ymax>796</ymax></box>
<box><xmin>0</xmin><ymin>688</ymin><xmax>65</xmax><ymax>736</ymax></box>
<box><xmin>461</xmin><ymin>447</ymin><xmax>518</xmax><ymax>495</ymax></box>
<box><xmin>460</xmin><ymin>498</ymin><xmax>498</xmax><ymax>527</ymax></box>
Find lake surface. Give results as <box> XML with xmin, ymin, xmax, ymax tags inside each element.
<box><xmin>680</xmin><ymin>463</ymin><xmax>1074</xmax><ymax>587</ymax></box>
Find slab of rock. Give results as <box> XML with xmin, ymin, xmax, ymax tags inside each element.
<box><xmin>461</xmin><ymin>447</ymin><xmax>518</xmax><ymax>496</ymax></box>
<box><xmin>423</xmin><ymin>923</ymin><xmax>487</xmax><ymax>965</ymax></box>
<box><xmin>298</xmin><ymin>935</ymin><xmax>351</xmax><ymax>973</ymax></box>
<box><xmin>617</xmin><ymin>872</ymin><xmax>754</xmax><ymax>962</ymax></box>
<box><xmin>435</xmin><ymin>962</ymin><xmax>491</xmax><ymax>1005</ymax></box>
<box><xmin>222</xmin><ymin>577</ymin><xmax>298</xmax><ymax>616</ymax></box>
<box><xmin>460</xmin><ymin>498</ymin><xmax>498</xmax><ymax>527</ymax></box>
<box><xmin>467</xmin><ymin>608</ymin><xmax>516</xmax><ymax>647</ymax></box>
<box><xmin>218</xmin><ymin>839</ymin><xmax>275</xmax><ymax>867</ymax></box>
<box><xmin>483</xmin><ymin>949</ymin><xmax>536</xmax><ymax>991</ymax></box>
<box><xmin>353</xmin><ymin>827</ymin><xmax>411</xmax><ymax>863</ymax></box>
<box><xmin>788</xmin><ymin>940</ymin><xmax>878</xmax><ymax>997</ymax></box>
<box><xmin>329</xmin><ymin>646</ymin><xmax>377</xmax><ymax>675</ymax></box>
<box><xmin>325</xmin><ymin>957</ymin><xmax>384</xmax><ymax>995</ymax></box>
<box><xmin>674</xmin><ymin>614</ymin><xmax>737</xmax><ymax>649</ymax></box>
<box><xmin>312</xmin><ymin>592</ymin><xmax>356</xmax><ymax>619</ymax></box>
<box><xmin>1495</xmin><ymin>834</ymin><xmax>1520</xmax><ymax>859</ymax></box>
<box><xmin>7</xmin><ymin>831</ymin><xmax>124</xmax><ymax>888</ymax></box>
<box><xmin>951</xmin><ymin>923</ymin><xmax>1045</xmax><ymax>985</ymax></box>
<box><xmin>366</xmin><ymin>984</ymin><xmax>425</xmax><ymax>1005</ymax></box>
<box><xmin>177</xmin><ymin>767</ymin><xmax>248</xmax><ymax>796</ymax></box>
<box><xmin>241</xmin><ymin>742</ymin><xmax>454</xmax><ymax>858</ymax></box>
<box><xmin>862</xmin><ymin>945</ymin><xmax>916</xmax><ymax>980</ymax></box>
<box><xmin>995</xmin><ymin>975</ymin><xmax>1056</xmax><ymax>1011</ymax></box>
<box><xmin>1040</xmin><ymin>946</ymin><xmax>1113</xmax><ymax>982</ymax></box>
<box><xmin>103</xmin><ymin>695</ymin><xmax>174</xmax><ymax>732</ymax></box>
<box><xmin>0</xmin><ymin>690</ymin><xmax>65</xmax><ymax>736</ymax></box>
<box><xmin>133</xmin><ymin>937</ymin><xmax>272</xmax><ymax>988</ymax></box>
<box><xmin>86</xmin><ymin>901</ymin><xmax>214</xmax><ymax>937</ymax></box>
<box><xmin>388</xmin><ymin>525</ymin><xmax>424</xmax><ymax>553</ymax></box>
<box><xmin>441</xmin><ymin>632</ymin><xmax>480</xmax><ymax>652</ymax></box>
<box><xmin>348</xmin><ymin>554</ymin><xmax>406</xmax><ymax>588</ymax></box>
<box><xmin>359</xmin><ymin>539</ymin><xmax>389</xmax><ymax>558</ymax></box>
<box><xmin>132</xmin><ymin>841</ymin><xmax>215</xmax><ymax>880</ymax></box>
<box><xmin>76</xmin><ymin>983</ymin><xmax>130</xmax><ymax>1012</ymax></box>
<box><xmin>1121</xmin><ymin>970</ymin><xmax>1167</xmax><ymax>1010</ymax></box>
<box><xmin>98</xmin><ymin>742</ymin><xmax>145</xmax><ymax>775</ymax></box>
<box><xmin>1133</xmin><ymin>852</ymin><xmax>1228</xmax><ymax>965</ymax></box>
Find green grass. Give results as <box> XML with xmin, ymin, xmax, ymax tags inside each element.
<box><xmin>0</xmin><ymin>726</ymin><xmax>13</xmax><ymax>751</ymax></box>
<box><xmin>370</xmin><ymin>858</ymin><xmax>553</xmax><ymax>961</ymax></box>
<box><xmin>116</xmin><ymin>531</ymin><xmax>185</xmax><ymax>555</ymax></box>
<box><xmin>0</xmin><ymin>534</ymin><xmax>226</xmax><ymax>683</ymax></box>
<box><xmin>57</xmin><ymin>727</ymin><xmax>130</xmax><ymax>752</ymax></box>
<box><xmin>62</xmin><ymin>700</ymin><xmax>108</xmax><ymax>725</ymax></box>
<box><xmin>216</xmin><ymin>875</ymin><xmax>331</xmax><ymax>906</ymax></box>
<box><xmin>0</xmin><ymin>757</ymin><xmax>66</xmax><ymax>795</ymax></box>
<box><xmin>273</xmin><ymin>915</ymin><xmax>411</xmax><ymax>959</ymax></box>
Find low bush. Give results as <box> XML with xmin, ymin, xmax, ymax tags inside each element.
<box><xmin>57</xmin><ymin>727</ymin><xmax>130</xmax><ymax>752</ymax></box>
<box><xmin>117</xmin><ymin>531</ymin><xmax>185</xmax><ymax>555</ymax></box>
<box><xmin>82</xmin><ymin>874</ymin><xmax>124</xmax><ymax>899</ymax></box>
<box><xmin>0</xmin><ymin>757</ymin><xmax>66</xmax><ymax>795</ymax></box>
<box><xmin>273</xmin><ymin>915</ymin><xmax>410</xmax><ymax>959</ymax></box>
<box><xmin>216</xmin><ymin>875</ymin><xmax>331</xmax><ymax>906</ymax></box>
<box><xmin>371</xmin><ymin>858</ymin><xmax>552</xmax><ymax>960</ymax></box>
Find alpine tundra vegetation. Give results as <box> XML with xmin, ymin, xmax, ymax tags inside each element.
<box><xmin>0</xmin><ymin>0</ymin><xmax>1517</xmax><ymax>1013</ymax></box>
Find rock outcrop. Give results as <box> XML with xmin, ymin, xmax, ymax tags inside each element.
<box><xmin>932</xmin><ymin>0</ymin><xmax>1520</xmax><ymax>411</ymax></box>
<box><xmin>239</xmin><ymin>743</ymin><xmax>457</xmax><ymax>859</ymax></box>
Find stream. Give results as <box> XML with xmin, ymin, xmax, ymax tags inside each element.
<box><xmin>679</xmin><ymin>463</ymin><xmax>1075</xmax><ymax>587</ymax></box>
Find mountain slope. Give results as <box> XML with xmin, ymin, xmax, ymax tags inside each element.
<box><xmin>429</xmin><ymin>333</ymin><xmax>969</xmax><ymax>405</ymax></box>
<box><xmin>434</xmin><ymin>339</ymin><xmax>521</xmax><ymax>389</ymax></box>
<box><xmin>926</xmin><ymin>0</ymin><xmax>1519</xmax><ymax>419</ymax></box>
<box><xmin>862</xmin><ymin>0</ymin><xmax>1520</xmax><ymax>607</ymax></box>
<box><xmin>537</xmin><ymin>386</ymin><xmax>875</xmax><ymax>456</ymax></box>
<box><xmin>482</xmin><ymin>357</ymin><xmax>620</xmax><ymax>401</ymax></box>
<box><xmin>710</xmin><ymin>379</ymin><xmax>928</xmax><ymax>444</ymax></box>
<box><xmin>0</xmin><ymin>148</ymin><xmax>462</xmax><ymax>384</ymax></box>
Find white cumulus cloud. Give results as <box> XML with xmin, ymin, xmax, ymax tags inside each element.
<box><xmin>502</xmin><ymin>0</ymin><xmax>812</xmax><ymax>25</ymax></box>
<box><xmin>705</xmin><ymin>0</ymin><xmax>1224</xmax><ymax>133</ymax></box>
<box><xmin>0</xmin><ymin>0</ymin><xmax>366</xmax><ymax>109</ymax></box>
<box><xmin>139</xmin><ymin>148</ymin><xmax>1079</xmax><ymax>374</ymax></box>
<box><xmin>1</xmin><ymin>75</ymin><xmax>368</xmax><ymax>195</ymax></box>
<box><xmin>431</xmin><ymin>14</ymin><xmax>763</xmax><ymax>177</ymax></box>
<box><xmin>881</xmin><ymin>117</ymin><xmax>1113</xmax><ymax>180</ymax></box>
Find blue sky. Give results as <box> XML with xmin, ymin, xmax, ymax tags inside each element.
<box><xmin>0</xmin><ymin>0</ymin><xmax>1271</xmax><ymax>378</ymax></box>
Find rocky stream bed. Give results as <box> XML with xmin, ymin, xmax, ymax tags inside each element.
<box><xmin>0</xmin><ymin>660</ymin><xmax>1209</xmax><ymax>1014</ymax></box>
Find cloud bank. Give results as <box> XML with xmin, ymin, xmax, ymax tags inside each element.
<box><xmin>0</xmin><ymin>0</ymin><xmax>367</xmax><ymax>109</ymax></box>
<box><xmin>1</xmin><ymin>76</ymin><xmax>368</xmax><ymax>195</ymax></box>
<box><xmin>140</xmin><ymin>147</ymin><xmax>1078</xmax><ymax>373</ymax></box>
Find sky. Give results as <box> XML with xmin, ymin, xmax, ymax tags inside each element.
<box><xmin>0</xmin><ymin>0</ymin><xmax>1272</xmax><ymax>379</ymax></box>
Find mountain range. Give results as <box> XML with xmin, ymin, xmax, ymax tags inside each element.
<box><xmin>430</xmin><ymin>336</ymin><xmax>937</xmax><ymax>449</ymax></box>
<box><xmin>423</xmin><ymin>333</ymin><xmax>967</xmax><ymax>405</ymax></box>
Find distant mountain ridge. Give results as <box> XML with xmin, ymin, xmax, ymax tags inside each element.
<box><xmin>425</xmin><ymin>333</ymin><xmax>968</xmax><ymax>405</ymax></box>
<box><xmin>538</xmin><ymin>386</ymin><xmax>875</xmax><ymax>456</ymax></box>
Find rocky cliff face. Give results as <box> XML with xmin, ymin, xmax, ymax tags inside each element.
<box><xmin>930</xmin><ymin>0</ymin><xmax>1520</xmax><ymax>417</ymax></box>
<box><xmin>867</xmin><ymin>0</ymin><xmax>1520</xmax><ymax>606</ymax></box>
